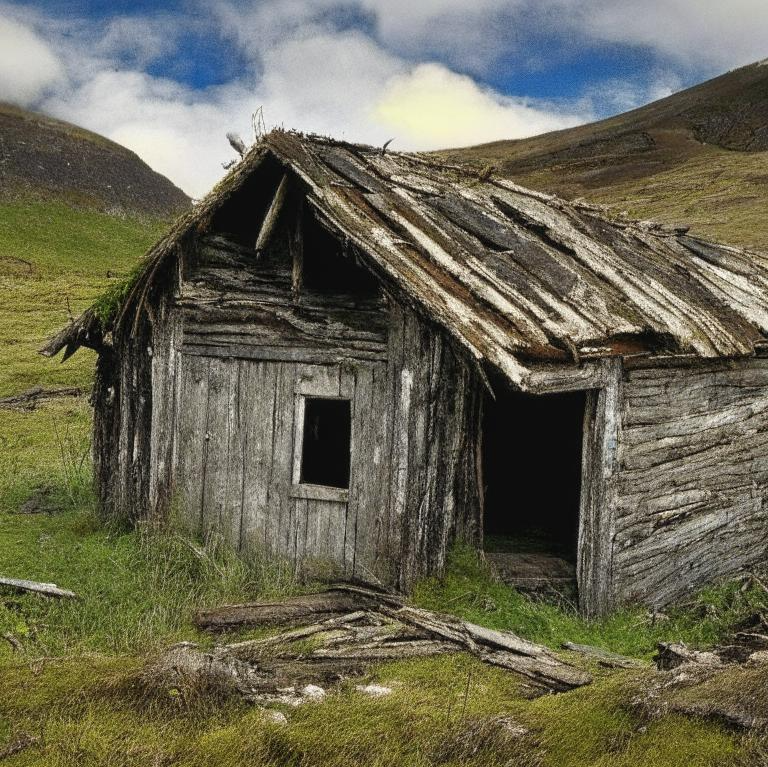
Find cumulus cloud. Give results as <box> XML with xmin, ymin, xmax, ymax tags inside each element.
<box><xmin>0</xmin><ymin>14</ymin><xmax>65</xmax><ymax>104</ymax></box>
<box><xmin>567</xmin><ymin>0</ymin><xmax>768</xmax><ymax>72</ymax></box>
<box><xmin>375</xmin><ymin>63</ymin><xmax>583</xmax><ymax>148</ymax></box>
<box><xmin>4</xmin><ymin>0</ymin><xmax>765</xmax><ymax>198</ymax></box>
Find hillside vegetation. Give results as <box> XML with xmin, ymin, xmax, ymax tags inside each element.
<box><xmin>441</xmin><ymin>61</ymin><xmax>768</xmax><ymax>251</ymax></box>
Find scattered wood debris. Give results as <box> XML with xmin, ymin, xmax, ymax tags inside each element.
<box><xmin>1</xmin><ymin>633</ymin><xmax>22</xmax><ymax>653</ymax></box>
<box><xmin>186</xmin><ymin>586</ymin><xmax>591</xmax><ymax>701</ymax></box>
<box><xmin>561</xmin><ymin>642</ymin><xmax>645</xmax><ymax>669</ymax></box>
<box><xmin>0</xmin><ymin>386</ymin><xmax>84</xmax><ymax>410</ymax></box>
<box><xmin>0</xmin><ymin>577</ymin><xmax>78</xmax><ymax>599</ymax></box>
<box><xmin>0</xmin><ymin>734</ymin><xmax>38</xmax><ymax>761</ymax></box>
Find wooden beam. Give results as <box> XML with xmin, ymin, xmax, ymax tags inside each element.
<box><xmin>0</xmin><ymin>577</ymin><xmax>78</xmax><ymax>599</ymax></box>
<box><xmin>290</xmin><ymin>194</ymin><xmax>304</xmax><ymax>295</ymax></box>
<box><xmin>577</xmin><ymin>358</ymin><xmax>622</xmax><ymax>617</ymax></box>
<box><xmin>520</xmin><ymin>359</ymin><xmax>610</xmax><ymax>394</ymax></box>
<box><xmin>255</xmin><ymin>173</ymin><xmax>289</xmax><ymax>255</ymax></box>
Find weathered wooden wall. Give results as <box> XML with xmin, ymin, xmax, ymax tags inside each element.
<box><xmin>610</xmin><ymin>360</ymin><xmax>768</xmax><ymax>607</ymax></box>
<box><xmin>133</xmin><ymin>230</ymin><xmax>484</xmax><ymax>588</ymax></box>
<box><xmin>94</xmin><ymin>254</ymin><xmax>180</xmax><ymax>525</ymax></box>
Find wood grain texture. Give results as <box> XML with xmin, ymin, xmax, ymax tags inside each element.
<box><xmin>610</xmin><ymin>359</ymin><xmax>768</xmax><ymax>607</ymax></box>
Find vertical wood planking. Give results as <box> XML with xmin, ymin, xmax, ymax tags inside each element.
<box><xmin>221</xmin><ymin>360</ymin><xmax>245</xmax><ymax>548</ymax></box>
<box><xmin>269</xmin><ymin>362</ymin><xmax>297</xmax><ymax>558</ymax></box>
<box><xmin>201</xmin><ymin>357</ymin><xmax>231</xmax><ymax>539</ymax></box>
<box><xmin>175</xmin><ymin>354</ymin><xmax>210</xmax><ymax>534</ymax></box>
<box><xmin>242</xmin><ymin>361</ymin><xmax>278</xmax><ymax>553</ymax></box>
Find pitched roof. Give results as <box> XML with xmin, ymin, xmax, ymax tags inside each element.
<box><xmin>43</xmin><ymin>130</ymin><xmax>768</xmax><ymax>387</ymax></box>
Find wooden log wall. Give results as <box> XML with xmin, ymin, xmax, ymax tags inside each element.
<box><xmin>180</xmin><ymin>235</ymin><xmax>388</xmax><ymax>361</ymax></box>
<box><xmin>611</xmin><ymin>360</ymin><xmax>768</xmax><ymax>607</ymax></box>
<box><xmin>144</xmin><ymin>233</ymin><xmax>484</xmax><ymax>588</ymax></box>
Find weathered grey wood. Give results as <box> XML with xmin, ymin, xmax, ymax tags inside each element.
<box><xmin>609</xmin><ymin>359</ymin><xmax>768</xmax><ymax>607</ymax></box>
<box><xmin>201</xmin><ymin>358</ymin><xmax>230</xmax><ymax>540</ymax></box>
<box><xmin>255</xmin><ymin>173</ymin><xmax>289</xmax><ymax>254</ymax></box>
<box><xmin>523</xmin><ymin>359</ymin><xmax>608</xmax><ymax>394</ymax></box>
<box><xmin>181</xmin><ymin>343</ymin><xmax>387</xmax><ymax>364</ymax></box>
<box><xmin>0</xmin><ymin>577</ymin><xmax>77</xmax><ymax>599</ymax></box>
<box><xmin>194</xmin><ymin>589</ymin><xmax>382</xmax><ymax>631</ymax></box>
<box><xmin>240</xmin><ymin>361</ymin><xmax>276</xmax><ymax>552</ymax></box>
<box><xmin>578</xmin><ymin>358</ymin><xmax>622</xmax><ymax>617</ymax></box>
<box><xmin>175</xmin><ymin>354</ymin><xmax>210</xmax><ymax>534</ymax></box>
<box><xmin>288</xmin><ymin>484</ymin><xmax>349</xmax><ymax>502</ymax></box>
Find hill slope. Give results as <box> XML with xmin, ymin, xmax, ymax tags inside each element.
<box><xmin>0</xmin><ymin>103</ymin><xmax>189</xmax><ymax>217</ymax></box>
<box><xmin>441</xmin><ymin>60</ymin><xmax>768</xmax><ymax>251</ymax></box>
<box><xmin>0</xmin><ymin>106</ymin><xmax>182</xmax><ymax>396</ymax></box>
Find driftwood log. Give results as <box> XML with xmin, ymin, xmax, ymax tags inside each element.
<box><xmin>0</xmin><ymin>734</ymin><xmax>38</xmax><ymax>761</ymax></box>
<box><xmin>0</xmin><ymin>577</ymin><xmax>78</xmax><ymax>599</ymax></box>
<box><xmin>190</xmin><ymin>587</ymin><xmax>591</xmax><ymax>695</ymax></box>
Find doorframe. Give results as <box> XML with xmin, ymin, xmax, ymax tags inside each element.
<box><xmin>479</xmin><ymin>357</ymin><xmax>622</xmax><ymax>617</ymax></box>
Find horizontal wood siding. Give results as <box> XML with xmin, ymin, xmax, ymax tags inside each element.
<box><xmin>612</xmin><ymin>360</ymin><xmax>768</xmax><ymax>606</ymax></box>
<box><xmin>181</xmin><ymin>235</ymin><xmax>388</xmax><ymax>359</ymax></box>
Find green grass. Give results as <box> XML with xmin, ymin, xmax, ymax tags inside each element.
<box><xmin>0</xmin><ymin>652</ymin><xmax>750</xmax><ymax>767</ymax></box>
<box><xmin>413</xmin><ymin>546</ymin><xmax>768</xmax><ymax>659</ymax></box>
<box><xmin>0</xmin><ymin>197</ymin><xmax>166</xmax><ymax>397</ymax></box>
<box><xmin>0</xmin><ymin>406</ymin><xmax>764</xmax><ymax>764</ymax></box>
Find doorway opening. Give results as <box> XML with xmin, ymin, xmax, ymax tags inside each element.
<box><xmin>482</xmin><ymin>385</ymin><xmax>587</xmax><ymax>590</ymax></box>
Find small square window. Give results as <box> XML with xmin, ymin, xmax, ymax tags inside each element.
<box><xmin>300</xmin><ymin>398</ymin><xmax>351</xmax><ymax>489</ymax></box>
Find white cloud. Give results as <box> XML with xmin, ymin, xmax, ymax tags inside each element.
<box><xmin>555</xmin><ymin>0</ymin><xmax>768</xmax><ymax>72</ymax></box>
<box><xmin>43</xmin><ymin>70</ymin><xmax>254</xmax><ymax>198</ymax></box>
<box><xmin>2</xmin><ymin>2</ymin><xmax>587</xmax><ymax>198</ymax></box>
<box><xmin>0</xmin><ymin>14</ymin><xmax>65</xmax><ymax>104</ymax></box>
<box><xmin>375</xmin><ymin>63</ymin><xmax>584</xmax><ymax>148</ymax></box>
<box><xmin>7</xmin><ymin>0</ymin><xmax>766</xmax><ymax>199</ymax></box>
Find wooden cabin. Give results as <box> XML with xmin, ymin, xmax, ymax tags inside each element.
<box><xmin>44</xmin><ymin>131</ymin><xmax>768</xmax><ymax>616</ymax></box>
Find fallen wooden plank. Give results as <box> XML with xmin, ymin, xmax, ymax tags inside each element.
<box><xmin>225</xmin><ymin>610</ymin><xmax>370</xmax><ymax>654</ymax></box>
<box><xmin>379</xmin><ymin>605</ymin><xmax>591</xmax><ymax>690</ymax></box>
<box><xmin>311</xmin><ymin>639</ymin><xmax>457</xmax><ymax>661</ymax></box>
<box><xmin>0</xmin><ymin>386</ymin><xmax>85</xmax><ymax>410</ymax></box>
<box><xmin>195</xmin><ymin>586</ymin><xmax>402</xmax><ymax>631</ymax></box>
<box><xmin>0</xmin><ymin>577</ymin><xmax>77</xmax><ymax>599</ymax></box>
<box><xmin>561</xmin><ymin>642</ymin><xmax>645</xmax><ymax>669</ymax></box>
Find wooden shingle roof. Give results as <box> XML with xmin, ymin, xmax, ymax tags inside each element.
<box><xmin>44</xmin><ymin>130</ymin><xmax>768</xmax><ymax>388</ymax></box>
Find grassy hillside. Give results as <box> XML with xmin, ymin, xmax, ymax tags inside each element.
<box><xmin>440</xmin><ymin>61</ymin><xmax>768</xmax><ymax>251</ymax></box>
<box><xmin>2</xmin><ymin>107</ymin><xmax>768</xmax><ymax>765</ymax></box>
<box><xmin>0</xmin><ymin>197</ymin><xmax>165</xmax><ymax>397</ymax></box>
<box><xmin>0</xmin><ymin>103</ymin><xmax>189</xmax><ymax>217</ymax></box>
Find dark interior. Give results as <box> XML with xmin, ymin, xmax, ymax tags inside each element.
<box><xmin>482</xmin><ymin>386</ymin><xmax>587</xmax><ymax>562</ymax></box>
<box><xmin>301</xmin><ymin>212</ymin><xmax>380</xmax><ymax>299</ymax></box>
<box><xmin>300</xmin><ymin>397</ymin><xmax>352</xmax><ymax>489</ymax></box>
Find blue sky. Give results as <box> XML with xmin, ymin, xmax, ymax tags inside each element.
<box><xmin>1</xmin><ymin>0</ymin><xmax>765</xmax><ymax>196</ymax></box>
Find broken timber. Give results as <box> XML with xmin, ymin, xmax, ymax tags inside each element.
<box><xmin>194</xmin><ymin>587</ymin><xmax>591</xmax><ymax>693</ymax></box>
<box><xmin>0</xmin><ymin>577</ymin><xmax>78</xmax><ymax>599</ymax></box>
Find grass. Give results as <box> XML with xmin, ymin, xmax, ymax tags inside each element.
<box><xmin>0</xmin><ymin>197</ymin><xmax>166</xmax><ymax>397</ymax></box>
<box><xmin>412</xmin><ymin>546</ymin><xmax>768</xmax><ymax>660</ymax></box>
<box><xmin>0</xmin><ymin>406</ymin><xmax>765</xmax><ymax>764</ymax></box>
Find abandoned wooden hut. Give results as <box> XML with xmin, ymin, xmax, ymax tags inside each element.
<box><xmin>43</xmin><ymin>131</ymin><xmax>768</xmax><ymax>616</ymax></box>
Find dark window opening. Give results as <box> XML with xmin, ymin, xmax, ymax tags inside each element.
<box><xmin>482</xmin><ymin>386</ymin><xmax>587</xmax><ymax>564</ymax></box>
<box><xmin>301</xmin><ymin>213</ymin><xmax>380</xmax><ymax>299</ymax></box>
<box><xmin>208</xmin><ymin>155</ymin><xmax>288</xmax><ymax>248</ymax></box>
<box><xmin>300</xmin><ymin>398</ymin><xmax>352</xmax><ymax>488</ymax></box>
